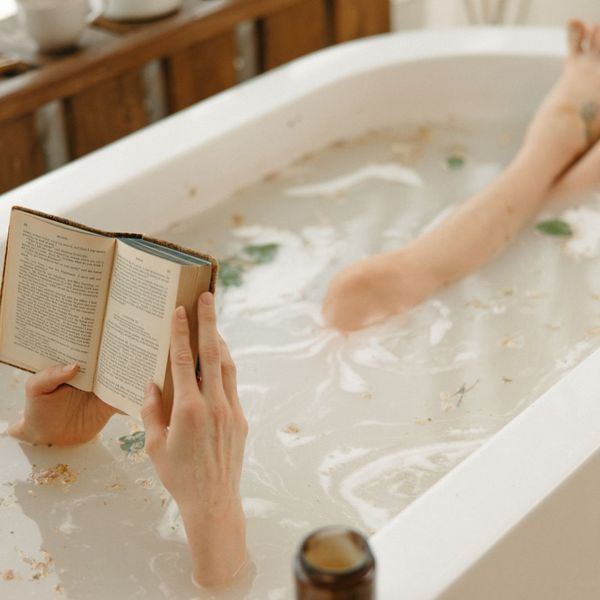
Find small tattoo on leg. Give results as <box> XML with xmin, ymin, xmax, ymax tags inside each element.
<box><xmin>581</xmin><ymin>100</ymin><xmax>599</xmax><ymax>145</ymax></box>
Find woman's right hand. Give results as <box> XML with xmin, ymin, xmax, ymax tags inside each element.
<box><xmin>141</xmin><ymin>292</ymin><xmax>248</xmax><ymax>588</ymax></box>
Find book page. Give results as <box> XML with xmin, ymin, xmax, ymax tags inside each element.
<box><xmin>0</xmin><ymin>210</ymin><xmax>115</xmax><ymax>391</ymax></box>
<box><xmin>93</xmin><ymin>240</ymin><xmax>180</xmax><ymax>416</ymax></box>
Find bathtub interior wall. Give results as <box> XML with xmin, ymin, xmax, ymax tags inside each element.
<box><xmin>2</xmin><ymin>41</ymin><xmax>562</xmax><ymax>239</ymax></box>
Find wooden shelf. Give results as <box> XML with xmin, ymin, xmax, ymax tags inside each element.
<box><xmin>0</xmin><ymin>0</ymin><xmax>390</xmax><ymax>194</ymax></box>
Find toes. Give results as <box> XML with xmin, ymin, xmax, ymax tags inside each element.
<box><xmin>568</xmin><ymin>19</ymin><xmax>586</xmax><ymax>55</ymax></box>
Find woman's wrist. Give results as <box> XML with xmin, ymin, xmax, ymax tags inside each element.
<box><xmin>178</xmin><ymin>496</ymin><xmax>247</xmax><ymax>587</ymax></box>
<box><xmin>175</xmin><ymin>486</ymin><xmax>242</xmax><ymax>521</ymax></box>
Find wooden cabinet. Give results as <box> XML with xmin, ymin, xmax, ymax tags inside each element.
<box><xmin>0</xmin><ymin>0</ymin><xmax>390</xmax><ymax>194</ymax></box>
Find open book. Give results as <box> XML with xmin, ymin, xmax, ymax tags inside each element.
<box><xmin>0</xmin><ymin>207</ymin><xmax>217</xmax><ymax>418</ymax></box>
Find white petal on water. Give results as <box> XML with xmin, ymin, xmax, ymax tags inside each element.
<box><xmin>562</xmin><ymin>206</ymin><xmax>600</xmax><ymax>260</ymax></box>
<box><xmin>429</xmin><ymin>300</ymin><xmax>453</xmax><ymax>346</ymax></box>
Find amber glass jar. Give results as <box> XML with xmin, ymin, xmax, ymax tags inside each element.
<box><xmin>294</xmin><ymin>526</ymin><xmax>376</xmax><ymax>599</ymax></box>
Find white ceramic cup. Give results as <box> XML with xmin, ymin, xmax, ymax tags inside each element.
<box><xmin>17</xmin><ymin>0</ymin><xmax>93</xmax><ymax>53</ymax></box>
<box><xmin>102</xmin><ymin>0</ymin><xmax>181</xmax><ymax>22</ymax></box>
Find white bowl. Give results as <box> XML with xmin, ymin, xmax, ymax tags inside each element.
<box><xmin>102</xmin><ymin>0</ymin><xmax>181</xmax><ymax>21</ymax></box>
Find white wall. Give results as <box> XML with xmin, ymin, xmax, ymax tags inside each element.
<box><xmin>393</xmin><ymin>0</ymin><xmax>600</xmax><ymax>30</ymax></box>
<box><xmin>3</xmin><ymin>0</ymin><xmax>598</xmax><ymax>32</ymax></box>
<box><xmin>0</xmin><ymin>0</ymin><xmax>15</xmax><ymax>20</ymax></box>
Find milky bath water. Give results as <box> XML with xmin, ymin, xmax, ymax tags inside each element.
<box><xmin>1</xmin><ymin>118</ymin><xmax>600</xmax><ymax>599</ymax></box>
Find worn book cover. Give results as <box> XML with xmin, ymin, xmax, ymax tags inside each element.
<box><xmin>0</xmin><ymin>206</ymin><xmax>218</xmax><ymax>418</ymax></box>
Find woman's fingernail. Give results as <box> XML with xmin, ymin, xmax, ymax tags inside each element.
<box><xmin>62</xmin><ymin>363</ymin><xmax>77</xmax><ymax>372</ymax></box>
<box><xmin>201</xmin><ymin>292</ymin><xmax>213</xmax><ymax>306</ymax></box>
<box><xmin>176</xmin><ymin>306</ymin><xmax>187</xmax><ymax>320</ymax></box>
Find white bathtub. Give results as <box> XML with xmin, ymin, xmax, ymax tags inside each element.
<box><xmin>2</xmin><ymin>27</ymin><xmax>600</xmax><ymax>599</ymax></box>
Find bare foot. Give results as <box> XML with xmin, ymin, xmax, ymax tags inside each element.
<box><xmin>323</xmin><ymin>20</ymin><xmax>600</xmax><ymax>331</ymax></box>
<box><xmin>323</xmin><ymin>251</ymin><xmax>438</xmax><ymax>330</ymax></box>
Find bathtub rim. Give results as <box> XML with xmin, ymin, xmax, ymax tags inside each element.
<box><xmin>0</xmin><ymin>26</ymin><xmax>565</xmax><ymax>235</ymax></box>
<box><xmin>371</xmin><ymin>339</ymin><xmax>600</xmax><ymax>598</ymax></box>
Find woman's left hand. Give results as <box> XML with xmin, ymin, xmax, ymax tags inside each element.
<box><xmin>8</xmin><ymin>364</ymin><xmax>119</xmax><ymax>446</ymax></box>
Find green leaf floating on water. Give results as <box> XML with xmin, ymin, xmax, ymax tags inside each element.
<box><xmin>218</xmin><ymin>243</ymin><xmax>280</xmax><ymax>288</ymax></box>
<box><xmin>119</xmin><ymin>431</ymin><xmax>145</xmax><ymax>454</ymax></box>
<box><xmin>535</xmin><ymin>219</ymin><xmax>573</xmax><ymax>237</ymax></box>
<box><xmin>446</xmin><ymin>155</ymin><xmax>465</xmax><ymax>170</ymax></box>
<box><xmin>242</xmin><ymin>243</ymin><xmax>279</xmax><ymax>264</ymax></box>
<box><xmin>219</xmin><ymin>259</ymin><xmax>244</xmax><ymax>288</ymax></box>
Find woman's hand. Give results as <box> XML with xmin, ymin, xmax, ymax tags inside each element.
<box><xmin>141</xmin><ymin>292</ymin><xmax>248</xmax><ymax>588</ymax></box>
<box><xmin>8</xmin><ymin>364</ymin><xmax>119</xmax><ymax>446</ymax></box>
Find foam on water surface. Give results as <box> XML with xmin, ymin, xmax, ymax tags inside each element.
<box><xmin>2</xmin><ymin>120</ymin><xmax>600</xmax><ymax>599</ymax></box>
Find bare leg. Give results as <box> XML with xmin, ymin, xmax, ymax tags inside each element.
<box><xmin>552</xmin><ymin>139</ymin><xmax>600</xmax><ymax>200</ymax></box>
<box><xmin>323</xmin><ymin>20</ymin><xmax>600</xmax><ymax>331</ymax></box>
<box><xmin>546</xmin><ymin>22</ymin><xmax>600</xmax><ymax>200</ymax></box>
